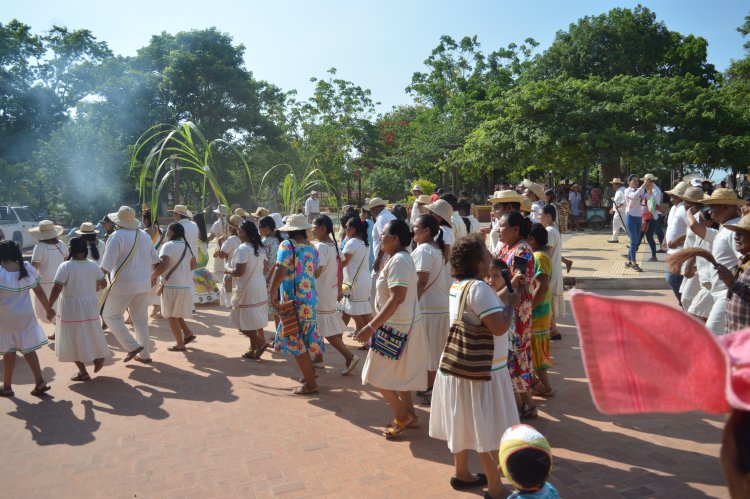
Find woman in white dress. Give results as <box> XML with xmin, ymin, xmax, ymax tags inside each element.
<box><xmin>142</xmin><ymin>208</ymin><xmax>165</xmax><ymax>319</ymax></box>
<box><xmin>151</xmin><ymin>223</ymin><xmax>198</xmax><ymax>352</ymax></box>
<box><xmin>258</xmin><ymin>215</ymin><xmax>282</xmax><ymax>330</ymax></box>
<box><xmin>29</xmin><ymin>220</ymin><xmax>68</xmax><ymax>340</ymax></box>
<box><xmin>214</xmin><ymin>215</ymin><xmax>243</xmax><ymax>308</ymax></box>
<box><xmin>340</xmin><ymin>217</ymin><xmax>373</xmax><ymax>333</ymax></box>
<box><xmin>225</xmin><ymin>220</ymin><xmax>269</xmax><ymax>359</ymax></box>
<box><xmin>0</xmin><ymin>240</ymin><xmax>52</xmax><ymax>397</ymax></box>
<box><xmin>47</xmin><ymin>238</ymin><xmax>112</xmax><ymax>380</ymax></box>
<box><xmin>429</xmin><ymin>234</ymin><xmax>520</xmax><ymax>498</ymax></box>
<box><xmin>312</xmin><ymin>215</ymin><xmax>360</xmax><ymax>374</ymax></box>
<box><xmin>354</xmin><ymin>220</ymin><xmax>430</xmax><ymax>438</ymax></box>
<box><xmin>540</xmin><ymin>205</ymin><xmax>565</xmax><ymax>336</ymax></box>
<box><xmin>208</xmin><ymin>205</ymin><xmax>230</xmax><ymax>284</ymax></box>
<box><xmin>424</xmin><ymin>199</ymin><xmax>455</xmax><ymax>264</ymax></box>
<box><xmin>411</xmin><ymin>214</ymin><xmax>450</xmax><ymax>395</ymax></box>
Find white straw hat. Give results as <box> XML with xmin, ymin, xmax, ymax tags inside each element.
<box><xmin>28</xmin><ymin>220</ymin><xmax>64</xmax><ymax>239</ymax></box>
<box><xmin>702</xmin><ymin>188</ymin><xmax>748</xmax><ymax>206</ymax></box>
<box><xmin>168</xmin><ymin>204</ymin><xmax>193</xmax><ymax>218</ymax></box>
<box><xmin>74</xmin><ymin>222</ymin><xmax>98</xmax><ymax>235</ymax></box>
<box><xmin>213</xmin><ymin>204</ymin><xmax>230</xmax><ymax>216</ymax></box>
<box><xmin>665</xmin><ymin>181</ymin><xmax>690</xmax><ymax>198</ymax></box>
<box><xmin>277</xmin><ymin>213</ymin><xmax>313</xmax><ymax>232</ymax></box>
<box><xmin>521</xmin><ymin>179</ymin><xmax>544</xmax><ymax>200</ymax></box>
<box><xmin>488</xmin><ymin>190</ymin><xmax>525</xmax><ymax>205</ymax></box>
<box><xmin>364</xmin><ymin>197</ymin><xmax>389</xmax><ymax>210</ymax></box>
<box><xmin>411</xmin><ymin>184</ymin><xmax>423</xmax><ymax>193</ymax></box>
<box><xmin>416</xmin><ymin>194</ymin><xmax>432</xmax><ymax>205</ymax></box>
<box><xmin>108</xmin><ymin>206</ymin><xmax>140</xmax><ymax>230</ymax></box>
<box><xmin>424</xmin><ymin>199</ymin><xmax>453</xmax><ymax>223</ymax></box>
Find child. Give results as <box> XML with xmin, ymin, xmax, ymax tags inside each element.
<box><xmin>29</xmin><ymin>220</ymin><xmax>69</xmax><ymax>340</ymax></box>
<box><xmin>527</xmin><ymin>224</ymin><xmax>555</xmax><ymax>397</ymax></box>
<box><xmin>0</xmin><ymin>240</ymin><xmax>52</xmax><ymax>397</ymax></box>
<box><xmin>48</xmin><ymin>238</ymin><xmax>112</xmax><ymax>381</ymax></box>
<box><xmin>499</xmin><ymin>424</ymin><xmax>560</xmax><ymax>498</ymax></box>
<box><xmin>258</xmin><ymin>215</ymin><xmax>282</xmax><ymax>331</ymax></box>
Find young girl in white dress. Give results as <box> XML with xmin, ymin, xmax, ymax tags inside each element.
<box><xmin>258</xmin><ymin>215</ymin><xmax>282</xmax><ymax>330</ymax></box>
<box><xmin>76</xmin><ymin>222</ymin><xmax>107</xmax><ymax>303</ymax></box>
<box><xmin>0</xmin><ymin>240</ymin><xmax>52</xmax><ymax>397</ymax></box>
<box><xmin>30</xmin><ymin>220</ymin><xmax>68</xmax><ymax>340</ymax></box>
<box><xmin>312</xmin><ymin>215</ymin><xmax>360</xmax><ymax>375</ymax></box>
<box><xmin>215</xmin><ymin>215</ymin><xmax>243</xmax><ymax>308</ymax></box>
<box><xmin>339</xmin><ymin>217</ymin><xmax>373</xmax><ymax>333</ymax></box>
<box><xmin>48</xmin><ymin>238</ymin><xmax>112</xmax><ymax>381</ymax></box>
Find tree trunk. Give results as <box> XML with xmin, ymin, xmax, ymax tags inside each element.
<box><xmin>600</xmin><ymin>153</ymin><xmax>621</xmax><ymax>184</ymax></box>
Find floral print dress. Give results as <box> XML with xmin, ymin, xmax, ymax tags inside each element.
<box><xmin>273</xmin><ymin>239</ymin><xmax>323</xmax><ymax>357</ymax></box>
<box><xmin>497</xmin><ymin>240</ymin><xmax>535</xmax><ymax>393</ymax></box>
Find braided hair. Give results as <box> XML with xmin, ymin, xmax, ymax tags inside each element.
<box><xmin>314</xmin><ymin>214</ymin><xmax>340</xmax><ymax>259</ymax></box>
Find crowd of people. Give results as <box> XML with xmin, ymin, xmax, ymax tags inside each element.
<box><xmin>0</xmin><ymin>181</ymin><xmax>581</xmax><ymax>498</ymax></box>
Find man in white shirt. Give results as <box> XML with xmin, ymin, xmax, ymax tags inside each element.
<box><xmin>170</xmin><ymin>204</ymin><xmax>199</xmax><ymax>305</ymax></box>
<box><xmin>304</xmin><ymin>191</ymin><xmax>320</xmax><ymax>222</ymax></box>
<box><xmin>100</xmin><ymin>206</ymin><xmax>160</xmax><ymax>362</ymax></box>
<box><xmin>703</xmin><ymin>189</ymin><xmax>744</xmax><ymax>334</ymax></box>
<box><xmin>522</xmin><ymin>179</ymin><xmax>545</xmax><ymax>224</ymax></box>
<box><xmin>410</xmin><ymin>184</ymin><xmax>424</xmax><ymax>226</ymax></box>
<box><xmin>369</xmin><ymin>198</ymin><xmax>396</xmax><ymax>274</ymax></box>
<box><xmin>441</xmin><ymin>193</ymin><xmax>467</xmax><ymax>239</ymax></box>
<box><xmin>608</xmin><ymin>178</ymin><xmax>626</xmax><ymax>243</ymax></box>
<box><xmin>457</xmin><ymin>200</ymin><xmax>480</xmax><ymax>234</ymax></box>
<box><xmin>663</xmin><ymin>182</ymin><xmax>690</xmax><ymax>302</ymax></box>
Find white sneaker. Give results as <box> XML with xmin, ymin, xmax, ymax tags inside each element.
<box><xmin>341</xmin><ymin>355</ymin><xmax>360</xmax><ymax>375</ymax></box>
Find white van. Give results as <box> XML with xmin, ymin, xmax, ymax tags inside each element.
<box><xmin>0</xmin><ymin>206</ymin><xmax>40</xmax><ymax>249</ymax></box>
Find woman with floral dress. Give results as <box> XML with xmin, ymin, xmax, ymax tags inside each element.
<box><xmin>269</xmin><ymin>214</ymin><xmax>322</xmax><ymax>395</ymax></box>
<box><xmin>496</xmin><ymin>211</ymin><xmax>537</xmax><ymax>418</ymax></box>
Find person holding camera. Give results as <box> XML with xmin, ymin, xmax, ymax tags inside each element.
<box><xmin>623</xmin><ymin>175</ymin><xmax>652</xmax><ymax>272</ymax></box>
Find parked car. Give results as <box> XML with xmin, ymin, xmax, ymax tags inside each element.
<box><xmin>0</xmin><ymin>206</ymin><xmax>40</xmax><ymax>249</ymax></box>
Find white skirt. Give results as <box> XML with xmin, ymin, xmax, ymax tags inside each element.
<box><xmin>161</xmin><ymin>288</ymin><xmax>193</xmax><ymax>319</ymax></box>
<box><xmin>230</xmin><ymin>301</ymin><xmax>269</xmax><ymax>331</ymax></box>
<box><xmin>56</xmin><ymin>296</ymin><xmax>112</xmax><ymax>363</ymax></box>
<box><xmin>429</xmin><ymin>366</ymin><xmax>520</xmax><ymax>453</ymax></box>
<box><xmin>341</xmin><ymin>296</ymin><xmax>372</xmax><ymax>316</ymax></box>
<box><xmin>361</xmin><ymin>318</ymin><xmax>429</xmax><ymax>391</ymax></box>
<box><xmin>317</xmin><ymin>308</ymin><xmax>346</xmax><ymax>338</ymax></box>
<box><xmin>424</xmin><ymin>312</ymin><xmax>450</xmax><ymax>371</ymax></box>
<box><xmin>0</xmin><ymin>323</ymin><xmax>48</xmax><ymax>355</ymax></box>
<box><xmin>679</xmin><ymin>275</ymin><xmax>700</xmax><ymax>306</ymax></box>
<box><xmin>687</xmin><ymin>286</ymin><xmax>713</xmax><ymax>318</ymax></box>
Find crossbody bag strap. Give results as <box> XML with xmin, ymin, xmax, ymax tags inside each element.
<box><xmin>163</xmin><ymin>242</ymin><xmax>189</xmax><ymax>283</ymax></box>
<box><xmin>420</xmin><ymin>250</ymin><xmax>444</xmax><ymax>295</ymax></box>
<box><xmin>350</xmin><ymin>248</ymin><xmax>367</xmax><ymax>287</ymax></box>
<box><xmin>456</xmin><ymin>279</ymin><xmax>474</xmax><ymax>319</ymax></box>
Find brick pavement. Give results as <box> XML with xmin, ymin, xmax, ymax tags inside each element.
<box><xmin>1</xmin><ymin>289</ymin><xmax>728</xmax><ymax>498</ymax></box>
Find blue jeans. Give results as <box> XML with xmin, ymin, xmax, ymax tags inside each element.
<box><xmin>626</xmin><ymin>214</ymin><xmax>642</xmax><ymax>262</ymax></box>
<box><xmin>665</xmin><ymin>271</ymin><xmax>683</xmax><ymax>303</ymax></box>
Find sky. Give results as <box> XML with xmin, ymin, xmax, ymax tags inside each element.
<box><xmin>6</xmin><ymin>0</ymin><xmax>749</xmax><ymax>113</ymax></box>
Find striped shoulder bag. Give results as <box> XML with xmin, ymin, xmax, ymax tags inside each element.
<box><xmin>438</xmin><ymin>280</ymin><xmax>495</xmax><ymax>381</ymax></box>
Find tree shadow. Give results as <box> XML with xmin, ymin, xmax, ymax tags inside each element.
<box><xmin>6</xmin><ymin>397</ymin><xmax>100</xmax><ymax>446</ymax></box>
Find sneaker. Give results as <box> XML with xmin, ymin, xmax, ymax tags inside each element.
<box><xmin>625</xmin><ymin>261</ymin><xmax>633</xmax><ymax>268</ymax></box>
<box><xmin>631</xmin><ymin>264</ymin><xmax>644</xmax><ymax>272</ymax></box>
<box><xmin>607</xmin><ymin>239</ymin><xmax>619</xmax><ymax>243</ymax></box>
<box><xmin>340</xmin><ymin>355</ymin><xmax>360</xmax><ymax>375</ymax></box>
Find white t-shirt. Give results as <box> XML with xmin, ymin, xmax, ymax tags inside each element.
<box><xmin>54</xmin><ymin>259</ymin><xmax>106</xmax><ymax>302</ymax></box>
<box><xmin>451</xmin><ymin>212</ymin><xmax>467</xmax><ymax>239</ymax></box>
<box><xmin>710</xmin><ymin>218</ymin><xmax>741</xmax><ymax>295</ymax></box>
<box><xmin>99</xmin><ymin>229</ymin><xmax>160</xmax><ymax>296</ymax></box>
<box><xmin>613</xmin><ymin>187</ymin><xmax>626</xmax><ymax>218</ymax></box>
<box><xmin>0</xmin><ymin>263</ymin><xmax>41</xmax><ymax>334</ymax></box>
<box><xmin>220</xmin><ymin>235</ymin><xmax>240</xmax><ymax>262</ymax></box>
<box><xmin>230</xmin><ymin>243</ymin><xmax>266</xmax><ymax>291</ymax></box>
<box><xmin>467</xmin><ymin>215</ymin><xmax>481</xmax><ymax>234</ymax></box>
<box><xmin>410</xmin><ymin>202</ymin><xmax>421</xmax><ymax>226</ymax></box>
<box><xmin>314</xmin><ymin>241</ymin><xmax>339</xmax><ymax>310</ymax></box>
<box><xmin>411</xmin><ymin>243</ymin><xmax>448</xmax><ymax>313</ymax></box>
<box><xmin>304</xmin><ymin>197</ymin><xmax>320</xmax><ymax>216</ymax></box>
<box><xmin>449</xmin><ymin>279</ymin><xmax>508</xmax><ymax>367</ymax></box>
<box><xmin>342</xmin><ymin>238</ymin><xmax>371</xmax><ymax>301</ymax></box>
<box><xmin>32</xmin><ymin>242</ymin><xmax>68</xmax><ymax>283</ymax></box>
<box><xmin>624</xmin><ymin>186</ymin><xmax>650</xmax><ymax>217</ymax></box>
<box><xmin>178</xmin><ymin>219</ymin><xmax>200</xmax><ymax>259</ymax></box>
<box><xmin>439</xmin><ymin>225</ymin><xmax>455</xmax><ymax>246</ymax></box>
<box><xmin>210</xmin><ymin>218</ymin><xmax>229</xmax><ymax>239</ymax></box>
<box><xmin>529</xmin><ymin>201</ymin><xmax>545</xmax><ymax>223</ymax></box>
<box><xmin>158</xmin><ymin>240</ymin><xmax>194</xmax><ymax>289</ymax></box>
<box><xmin>375</xmin><ymin>251</ymin><xmax>420</xmax><ymax>327</ymax></box>
<box><xmin>665</xmin><ymin>203</ymin><xmax>687</xmax><ymax>255</ymax></box>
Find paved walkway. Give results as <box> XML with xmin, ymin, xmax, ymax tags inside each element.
<box><xmin>1</xmin><ymin>289</ymin><xmax>726</xmax><ymax>498</ymax></box>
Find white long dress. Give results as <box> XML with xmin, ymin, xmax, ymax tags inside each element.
<box><xmin>159</xmin><ymin>240</ymin><xmax>194</xmax><ymax>319</ymax></box>
<box><xmin>545</xmin><ymin>225</ymin><xmax>565</xmax><ymax>318</ymax></box>
<box><xmin>687</xmin><ymin>228</ymin><xmax>715</xmax><ymax>318</ymax></box>
<box><xmin>340</xmin><ymin>238</ymin><xmax>372</xmax><ymax>315</ymax></box>
<box><xmin>679</xmin><ymin>215</ymin><xmax>702</xmax><ymax>311</ymax></box>
<box><xmin>86</xmin><ymin>239</ymin><xmax>107</xmax><ymax>304</ymax></box>
<box><xmin>314</xmin><ymin>241</ymin><xmax>347</xmax><ymax>338</ymax></box>
<box><xmin>219</xmin><ymin>235</ymin><xmax>240</xmax><ymax>308</ymax></box>
<box><xmin>361</xmin><ymin>252</ymin><xmax>429</xmax><ymax>391</ymax></box>
<box><xmin>31</xmin><ymin>241</ymin><xmax>68</xmax><ymax>325</ymax></box>
<box><xmin>0</xmin><ymin>263</ymin><xmax>48</xmax><ymax>354</ymax></box>
<box><xmin>412</xmin><ymin>243</ymin><xmax>450</xmax><ymax>370</ymax></box>
<box><xmin>53</xmin><ymin>260</ymin><xmax>113</xmax><ymax>363</ymax></box>
<box><xmin>229</xmin><ymin>243</ymin><xmax>268</xmax><ymax>330</ymax></box>
<box><xmin>429</xmin><ymin>279</ymin><xmax>520</xmax><ymax>453</ymax></box>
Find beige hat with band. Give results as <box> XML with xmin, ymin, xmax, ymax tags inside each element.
<box><xmin>108</xmin><ymin>206</ymin><xmax>140</xmax><ymax>230</ymax></box>
<box><xmin>724</xmin><ymin>214</ymin><xmax>750</xmax><ymax>233</ymax></box>
<box><xmin>521</xmin><ymin>179</ymin><xmax>544</xmax><ymax>200</ymax></box>
<box><xmin>702</xmin><ymin>188</ymin><xmax>748</xmax><ymax>206</ymax></box>
<box><xmin>29</xmin><ymin>220</ymin><xmax>64</xmax><ymax>239</ymax></box>
<box><xmin>365</xmin><ymin>197</ymin><xmax>389</xmax><ymax>211</ymax></box>
<box><xmin>682</xmin><ymin>186</ymin><xmax>708</xmax><ymax>203</ymax></box>
<box><xmin>74</xmin><ymin>222</ymin><xmax>98</xmax><ymax>235</ymax></box>
<box><xmin>424</xmin><ymin>199</ymin><xmax>453</xmax><ymax>224</ymax></box>
<box><xmin>488</xmin><ymin>190</ymin><xmax>525</xmax><ymax>205</ymax></box>
<box><xmin>228</xmin><ymin>215</ymin><xmax>244</xmax><ymax>229</ymax></box>
<box><xmin>252</xmin><ymin>207</ymin><xmax>269</xmax><ymax>218</ymax></box>
<box><xmin>411</xmin><ymin>184</ymin><xmax>423</xmax><ymax>193</ymax></box>
<box><xmin>610</xmin><ymin>178</ymin><xmax>624</xmax><ymax>185</ymax></box>
<box><xmin>234</xmin><ymin>207</ymin><xmax>250</xmax><ymax>218</ymax></box>
<box><xmin>277</xmin><ymin>213</ymin><xmax>313</xmax><ymax>232</ymax></box>
<box><xmin>665</xmin><ymin>181</ymin><xmax>690</xmax><ymax>198</ymax></box>
<box><xmin>416</xmin><ymin>194</ymin><xmax>432</xmax><ymax>205</ymax></box>
<box><xmin>168</xmin><ymin>204</ymin><xmax>193</xmax><ymax>218</ymax></box>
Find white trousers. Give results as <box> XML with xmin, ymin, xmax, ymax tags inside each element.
<box><xmin>706</xmin><ymin>292</ymin><xmax>727</xmax><ymax>335</ymax></box>
<box><xmin>611</xmin><ymin>212</ymin><xmax>625</xmax><ymax>240</ymax></box>
<box><xmin>102</xmin><ymin>291</ymin><xmax>151</xmax><ymax>358</ymax></box>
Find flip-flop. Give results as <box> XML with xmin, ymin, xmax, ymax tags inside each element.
<box><xmin>167</xmin><ymin>345</ymin><xmax>187</xmax><ymax>352</ymax></box>
<box><xmin>242</xmin><ymin>350</ymin><xmax>258</xmax><ymax>360</ymax></box>
<box><xmin>71</xmin><ymin>372</ymin><xmax>91</xmax><ymax>382</ymax></box>
<box><xmin>93</xmin><ymin>358</ymin><xmax>105</xmax><ymax>373</ymax></box>
<box><xmin>292</xmin><ymin>384</ymin><xmax>319</xmax><ymax>395</ymax></box>
<box><xmin>123</xmin><ymin>346</ymin><xmax>144</xmax><ymax>362</ymax></box>
<box><xmin>183</xmin><ymin>335</ymin><xmax>197</xmax><ymax>345</ymax></box>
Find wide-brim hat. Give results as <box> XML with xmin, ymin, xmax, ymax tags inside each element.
<box><xmin>610</xmin><ymin>178</ymin><xmax>624</xmax><ymax>185</ymax></box>
<box><xmin>723</xmin><ymin>214</ymin><xmax>750</xmax><ymax>234</ymax></box>
<box><xmin>702</xmin><ymin>188</ymin><xmax>747</xmax><ymax>206</ymax></box>
<box><xmin>411</xmin><ymin>184</ymin><xmax>423</xmax><ymax>193</ymax></box>
<box><xmin>234</xmin><ymin>208</ymin><xmax>250</xmax><ymax>218</ymax></box>
<box><xmin>365</xmin><ymin>197</ymin><xmax>389</xmax><ymax>210</ymax></box>
<box><xmin>168</xmin><ymin>204</ymin><xmax>193</xmax><ymax>218</ymax></box>
<box><xmin>252</xmin><ymin>207</ymin><xmax>269</xmax><ymax>218</ymax></box>
<box><xmin>277</xmin><ymin>213</ymin><xmax>312</xmax><ymax>232</ymax></box>
<box><xmin>488</xmin><ymin>190</ymin><xmax>525</xmax><ymax>205</ymax></box>
<box><xmin>29</xmin><ymin>220</ymin><xmax>64</xmax><ymax>239</ymax></box>
<box><xmin>521</xmin><ymin>179</ymin><xmax>544</xmax><ymax>200</ymax></box>
<box><xmin>682</xmin><ymin>186</ymin><xmax>708</xmax><ymax>203</ymax></box>
<box><xmin>108</xmin><ymin>206</ymin><xmax>140</xmax><ymax>230</ymax></box>
<box><xmin>424</xmin><ymin>199</ymin><xmax>453</xmax><ymax>223</ymax></box>
<box><xmin>641</xmin><ymin>173</ymin><xmax>657</xmax><ymax>181</ymax></box>
<box><xmin>74</xmin><ymin>222</ymin><xmax>98</xmax><ymax>236</ymax></box>
<box><xmin>213</xmin><ymin>204</ymin><xmax>230</xmax><ymax>217</ymax></box>
<box><xmin>571</xmin><ymin>184</ymin><xmax>581</xmax><ymax>191</ymax></box>
<box><xmin>664</xmin><ymin>181</ymin><xmax>690</xmax><ymax>198</ymax></box>
<box><xmin>416</xmin><ymin>194</ymin><xmax>432</xmax><ymax>205</ymax></box>
<box><xmin>520</xmin><ymin>197</ymin><xmax>532</xmax><ymax>213</ymax></box>
<box><xmin>228</xmin><ymin>215</ymin><xmax>244</xmax><ymax>229</ymax></box>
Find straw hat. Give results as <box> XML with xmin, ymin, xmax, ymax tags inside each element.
<box><xmin>74</xmin><ymin>222</ymin><xmax>98</xmax><ymax>236</ymax></box>
<box><xmin>411</xmin><ymin>184</ymin><xmax>423</xmax><ymax>193</ymax></box>
<box><xmin>520</xmin><ymin>196</ymin><xmax>532</xmax><ymax>213</ymax></box>
<box><xmin>213</xmin><ymin>204</ymin><xmax>230</xmax><ymax>217</ymax></box>
<box><xmin>609</xmin><ymin>178</ymin><xmax>624</xmax><ymax>185</ymax></box>
<box><xmin>310</xmin><ymin>190</ymin><xmax>319</xmax><ymax>196</ymax></box>
<box><xmin>665</xmin><ymin>181</ymin><xmax>690</xmax><ymax>198</ymax></box>
<box><xmin>424</xmin><ymin>199</ymin><xmax>453</xmax><ymax>223</ymax></box>
<box><xmin>641</xmin><ymin>173</ymin><xmax>657</xmax><ymax>182</ymax></box>
<box><xmin>234</xmin><ymin>207</ymin><xmax>250</xmax><ymax>218</ymax></box>
<box><xmin>29</xmin><ymin>220</ymin><xmax>64</xmax><ymax>239</ymax></box>
<box><xmin>416</xmin><ymin>194</ymin><xmax>432</xmax><ymax>205</ymax></box>
<box><xmin>682</xmin><ymin>186</ymin><xmax>708</xmax><ymax>203</ymax></box>
<box><xmin>277</xmin><ymin>213</ymin><xmax>312</xmax><ymax>232</ymax></box>
<box><xmin>228</xmin><ymin>214</ymin><xmax>244</xmax><ymax>229</ymax></box>
<box><xmin>252</xmin><ymin>207</ymin><xmax>269</xmax><ymax>219</ymax></box>
<box><xmin>570</xmin><ymin>184</ymin><xmax>581</xmax><ymax>191</ymax></box>
<box><xmin>521</xmin><ymin>179</ymin><xmax>544</xmax><ymax>200</ymax></box>
<box><xmin>702</xmin><ymin>188</ymin><xmax>748</xmax><ymax>206</ymax></box>
<box><xmin>168</xmin><ymin>204</ymin><xmax>193</xmax><ymax>218</ymax></box>
<box><xmin>723</xmin><ymin>214</ymin><xmax>750</xmax><ymax>234</ymax></box>
<box><xmin>108</xmin><ymin>206</ymin><xmax>140</xmax><ymax>230</ymax></box>
<box><xmin>488</xmin><ymin>190</ymin><xmax>525</xmax><ymax>205</ymax></box>
<box><xmin>364</xmin><ymin>197</ymin><xmax>389</xmax><ymax>210</ymax></box>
